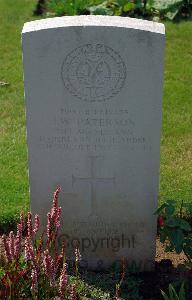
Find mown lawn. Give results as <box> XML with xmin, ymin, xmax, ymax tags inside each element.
<box><xmin>0</xmin><ymin>0</ymin><xmax>191</xmax><ymax>225</ymax></box>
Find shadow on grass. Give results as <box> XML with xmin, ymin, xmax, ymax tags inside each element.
<box><xmin>74</xmin><ymin>260</ymin><xmax>192</xmax><ymax>300</ymax></box>
<box><xmin>0</xmin><ymin>220</ymin><xmax>19</xmax><ymax>235</ymax></box>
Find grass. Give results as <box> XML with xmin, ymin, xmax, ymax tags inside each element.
<box><xmin>0</xmin><ymin>0</ymin><xmax>37</xmax><ymax>225</ymax></box>
<box><xmin>0</xmin><ymin>0</ymin><xmax>191</xmax><ymax>226</ymax></box>
<box><xmin>160</xmin><ymin>22</ymin><xmax>192</xmax><ymax>205</ymax></box>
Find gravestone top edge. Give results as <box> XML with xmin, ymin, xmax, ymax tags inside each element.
<box><xmin>22</xmin><ymin>15</ymin><xmax>165</xmax><ymax>35</ymax></box>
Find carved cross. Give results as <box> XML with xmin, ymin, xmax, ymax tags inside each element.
<box><xmin>72</xmin><ymin>156</ymin><xmax>115</xmax><ymax>216</ymax></box>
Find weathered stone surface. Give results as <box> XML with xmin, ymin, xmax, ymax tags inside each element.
<box><xmin>22</xmin><ymin>15</ymin><xmax>165</xmax><ymax>270</ymax></box>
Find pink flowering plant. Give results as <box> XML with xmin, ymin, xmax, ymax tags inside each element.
<box><xmin>0</xmin><ymin>187</ymin><xmax>141</xmax><ymax>300</ymax></box>
<box><xmin>0</xmin><ymin>187</ymin><xmax>82</xmax><ymax>299</ymax></box>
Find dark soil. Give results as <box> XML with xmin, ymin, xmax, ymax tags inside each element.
<box><xmin>140</xmin><ymin>239</ymin><xmax>192</xmax><ymax>299</ymax></box>
<box><xmin>139</xmin><ymin>262</ymin><xmax>192</xmax><ymax>299</ymax></box>
<box><xmin>80</xmin><ymin>238</ymin><xmax>192</xmax><ymax>299</ymax></box>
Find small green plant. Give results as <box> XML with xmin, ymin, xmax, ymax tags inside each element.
<box><xmin>155</xmin><ymin>200</ymin><xmax>192</xmax><ymax>267</ymax></box>
<box><xmin>114</xmin><ymin>259</ymin><xmax>143</xmax><ymax>300</ymax></box>
<box><xmin>161</xmin><ymin>282</ymin><xmax>185</xmax><ymax>300</ymax></box>
<box><xmin>126</xmin><ymin>276</ymin><xmax>143</xmax><ymax>300</ymax></box>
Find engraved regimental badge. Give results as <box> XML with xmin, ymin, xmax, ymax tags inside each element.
<box><xmin>62</xmin><ymin>44</ymin><xmax>126</xmax><ymax>102</ymax></box>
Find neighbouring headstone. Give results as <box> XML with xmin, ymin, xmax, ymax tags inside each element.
<box><xmin>22</xmin><ymin>16</ymin><xmax>165</xmax><ymax>271</ymax></box>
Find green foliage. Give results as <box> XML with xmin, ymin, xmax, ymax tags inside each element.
<box><xmin>45</xmin><ymin>0</ymin><xmax>192</xmax><ymax>20</ymax></box>
<box><xmin>88</xmin><ymin>1</ymin><xmax>115</xmax><ymax>16</ymax></box>
<box><xmin>161</xmin><ymin>282</ymin><xmax>186</xmax><ymax>300</ymax></box>
<box><xmin>182</xmin><ymin>202</ymin><xmax>192</xmax><ymax>218</ymax></box>
<box><xmin>153</xmin><ymin>0</ymin><xmax>192</xmax><ymax>20</ymax></box>
<box><xmin>48</xmin><ymin>0</ymin><xmax>90</xmax><ymax>16</ymax></box>
<box><xmin>114</xmin><ymin>274</ymin><xmax>143</xmax><ymax>300</ymax></box>
<box><xmin>34</xmin><ymin>0</ymin><xmax>47</xmax><ymax>15</ymax></box>
<box><xmin>86</xmin><ymin>0</ymin><xmax>155</xmax><ymax>17</ymax></box>
<box><xmin>155</xmin><ymin>200</ymin><xmax>192</xmax><ymax>265</ymax></box>
<box><xmin>125</xmin><ymin>276</ymin><xmax>143</xmax><ymax>300</ymax></box>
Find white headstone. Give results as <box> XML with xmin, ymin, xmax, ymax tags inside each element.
<box><xmin>22</xmin><ymin>16</ymin><xmax>165</xmax><ymax>271</ymax></box>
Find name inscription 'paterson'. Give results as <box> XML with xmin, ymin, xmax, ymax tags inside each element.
<box><xmin>61</xmin><ymin>44</ymin><xmax>126</xmax><ymax>102</ymax></box>
<box><xmin>39</xmin><ymin>108</ymin><xmax>149</xmax><ymax>152</ymax></box>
